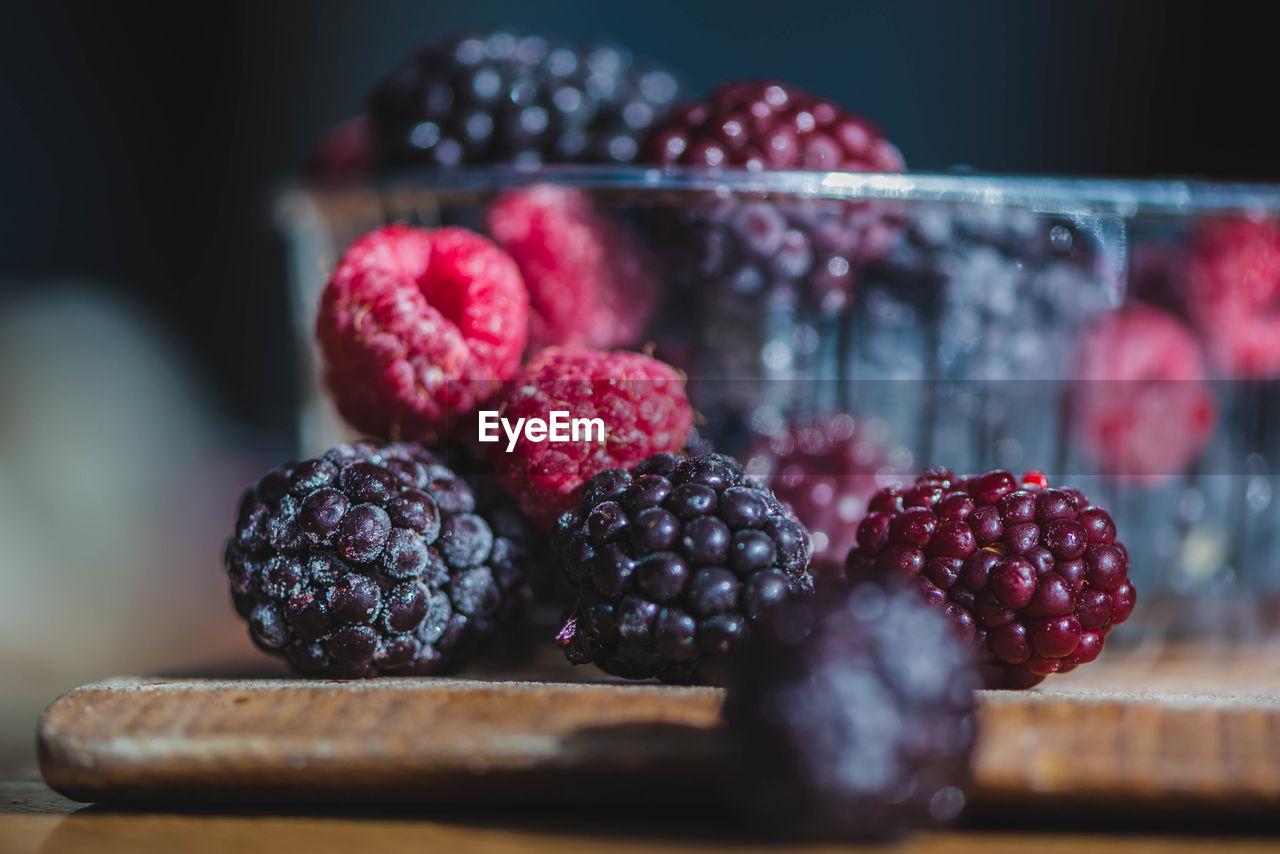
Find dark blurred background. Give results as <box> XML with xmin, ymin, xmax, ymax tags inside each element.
<box><xmin>0</xmin><ymin>0</ymin><xmax>1274</xmax><ymax>757</ymax></box>
<box><xmin>2</xmin><ymin>0</ymin><xmax>1275</xmax><ymax>440</ymax></box>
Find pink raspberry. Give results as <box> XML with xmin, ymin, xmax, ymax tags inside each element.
<box><xmin>487</xmin><ymin>347</ymin><xmax>693</xmax><ymax>528</ymax></box>
<box><xmin>316</xmin><ymin>225</ymin><xmax>528</xmax><ymax>442</ymax></box>
<box><xmin>1075</xmin><ymin>305</ymin><xmax>1217</xmax><ymax>481</ymax></box>
<box><xmin>1182</xmin><ymin>218</ymin><xmax>1280</xmax><ymax>378</ymax></box>
<box><xmin>485</xmin><ymin>185</ymin><xmax>660</xmax><ymax>351</ymax></box>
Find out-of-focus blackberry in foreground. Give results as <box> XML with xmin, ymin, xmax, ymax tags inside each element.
<box><xmin>224</xmin><ymin>440</ymin><xmax>534</xmax><ymax>677</ymax></box>
<box><xmin>724</xmin><ymin>579</ymin><xmax>978</xmax><ymax>840</ymax></box>
<box><xmin>554</xmin><ymin>451</ymin><xmax>813</xmax><ymax>684</ymax></box>
<box><xmin>845</xmin><ymin>468</ymin><xmax>1135</xmax><ymax>689</ymax></box>
<box><xmin>368</xmin><ymin>30</ymin><xmax>681</xmax><ymax>168</ymax></box>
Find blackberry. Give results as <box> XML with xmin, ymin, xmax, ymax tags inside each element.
<box><xmin>368</xmin><ymin>31</ymin><xmax>681</xmax><ymax>169</ymax></box>
<box><xmin>644</xmin><ymin>81</ymin><xmax>904</xmax><ymax>315</ymax></box>
<box><xmin>845</xmin><ymin>468</ymin><xmax>1137</xmax><ymax>689</ymax></box>
<box><xmin>553</xmin><ymin>451</ymin><xmax>814</xmax><ymax>684</ymax></box>
<box><xmin>724</xmin><ymin>579</ymin><xmax>978</xmax><ymax>840</ymax></box>
<box><xmin>224</xmin><ymin>440</ymin><xmax>534</xmax><ymax>678</ymax></box>
<box><xmin>854</xmin><ymin>204</ymin><xmax>1119</xmax><ymax>381</ymax></box>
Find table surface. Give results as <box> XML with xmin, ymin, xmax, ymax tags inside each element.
<box><xmin>10</xmin><ymin>640</ymin><xmax>1280</xmax><ymax>853</ymax></box>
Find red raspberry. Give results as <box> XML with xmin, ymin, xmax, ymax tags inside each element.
<box><xmin>1075</xmin><ymin>305</ymin><xmax>1217</xmax><ymax>481</ymax></box>
<box><xmin>486</xmin><ymin>347</ymin><xmax>693</xmax><ymax>528</ymax></box>
<box><xmin>485</xmin><ymin>185</ymin><xmax>660</xmax><ymax>351</ymax></box>
<box><xmin>846</xmin><ymin>469</ymin><xmax>1136</xmax><ymax>689</ymax></box>
<box><xmin>316</xmin><ymin>225</ymin><xmax>528</xmax><ymax>442</ymax></box>
<box><xmin>743</xmin><ymin>413</ymin><xmax>888</xmax><ymax>582</ymax></box>
<box><xmin>307</xmin><ymin>116</ymin><xmax>373</xmax><ymax>180</ymax></box>
<box><xmin>1182</xmin><ymin>218</ymin><xmax>1280</xmax><ymax>378</ymax></box>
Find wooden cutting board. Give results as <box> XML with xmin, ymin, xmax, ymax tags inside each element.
<box><xmin>36</xmin><ymin>645</ymin><xmax>1280</xmax><ymax>811</ymax></box>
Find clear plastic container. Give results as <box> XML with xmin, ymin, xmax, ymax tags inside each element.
<box><xmin>276</xmin><ymin>167</ymin><xmax>1280</xmax><ymax>637</ymax></box>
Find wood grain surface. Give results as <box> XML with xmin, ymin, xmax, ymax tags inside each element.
<box><xmin>34</xmin><ymin>645</ymin><xmax>1280</xmax><ymax>812</ymax></box>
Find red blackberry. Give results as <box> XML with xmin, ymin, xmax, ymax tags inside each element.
<box><xmin>368</xmin><ymin>31</ymin><xmax>681</xmax><ymax>169</ymax></box>
<box><xmin>724</xmin><ymin>579</ymin><xmax>978</xmax><ymax>840</ymax></box>
<box><xmin>224</xmin><ymin>440</ymin><xmax>534</xmax><ymax>678</ymax></box>
<box><xmin>643</xmin><ymin>81</ymin><xmax>904</xmax><ymax>315</ymax></box>
<box><xmin>844</xmin><ymin>468</ymin><xmax>1136</xmax><ymax>689</ymax></box>
<box><xmin>743</xmin><ymin>413</ymin><xmax>888</xmax><ymax>582</ymax></box>
<box><xmin>554</xmin><ymin>451</ymin><xmax>813</xmax><ymax>684</ymax></box>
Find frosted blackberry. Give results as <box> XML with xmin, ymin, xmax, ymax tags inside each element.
<box><xmin>845</xmin><ymin>468</ymin><xmax>1136</xmax><ymax>689</ymax></box>
<box><xmin>724</xmin><ymin>579</ymin><xmax>978</xmax><ymax>840</ymax></box>
<box><xmin>855</xmin><ymin>205</ymin><xmax>1118</xmax><ymax>381</ymax></box>
<box><xmin>224</xmin><ymin>440</ymin><xmax>534</xmax><ymax>678</ymax></box>
<box><xmin>554</xmin><ymin>451</ymin><xmax>814</xmax><ymax>684</ymax></box>
<box><xmin>368</xmin><ymin>31</ymin><xmax>681</xmax><ymax>168</ymax></box>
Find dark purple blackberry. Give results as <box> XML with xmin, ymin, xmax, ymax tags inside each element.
<box><xmin>845</xmin><ymin>468</ymin><xmax>1137</xmax><ymax>689</ymax></box>
<box><xmin>224</xmin><ymin>440</ymin><xmax>534</xmax><ymax>678</ymax></box>
<box><xmin>368</xmin><ymin>31</ymin><xmax>681</xmax><ymax>169</ymax></box>
<box><xmin>643</xmin><ymin>81</ymin><xmax>904</xmax><ymax>315</ymax></box>
<box><xmin>854</xmin><ymin>204</ymin><xmax>1120</xmax><ymax>381</ymax></box>
<box><xmin>723</xmin><ymin>579</ymin><xmax>978</xmax><ymax>840</ymax></box>
<box><xmin>553</xmin><ymin>451</ymin><xmax>814</xmax><ymax>684</ymax></box>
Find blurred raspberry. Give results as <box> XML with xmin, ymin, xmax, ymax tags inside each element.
<box><xmin>316</xmin><ymin>225</ymin><xmax>529</xmax><ymax>442</ymax></box>
<box><xmin>1182</xmin><ymin>218</ymin><xmax>1280</xmax><ymax>378</ymax></box>
<box><xmin>485</xmin><ymin>185</ymin><xmax>660</xmax><ymax>351</ymax></box>
<box><xmin>306</xmin><ymin>116</ymin><xmax>373</xmax><ymax>180</ymax></box>
<box><xmin>744</xmin><ymin>413</ymin><xmax>887</xmax><ymax>581</ymax></box>
<box><xmin>486</xmin><ymin>347</ymin><xmax>693</xmax><ymax>528</ymax></box>
<box><xmin>1076</xmin><ymin>305</ymin><xmax>1217</xmax><ymax>481</ymax></box>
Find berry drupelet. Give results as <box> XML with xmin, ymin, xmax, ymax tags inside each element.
<box><xmin>224</xmin><ymin>440</ymin><xmax>534</xmax><ymax>678</ymax></box>
<box><xmin>724</xmin><ymin>579</ymin><xmax>978</xmax><ymax>840</ymax></box>
<box><xmin>643</xmin><ymin>80</ymin><xmax>904</xmax><ymax>315</ymax></box>
<box><xmin>368</xmin><ymin>31</ymin><xmax>681</xmax><ymax>169</ymax></box>
<box><xmin>554</xmin><ymin>452</ymin><xmax>814</xmax><ymax>684</ymax></box>
<box><xmin>845</xmin><ymin>468</ymin><xmax>1136</xmax><ymax>689</ymax></box>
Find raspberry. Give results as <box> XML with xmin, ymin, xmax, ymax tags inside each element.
<box><xmin>316</xmin><ymin>225</ymin><xmax>528</xmax><ymax>442</ymax></box>
<box><xmin>845</xmin><ymin>468</ymin><xmax>1136</xmax><ymax>689</ymax></box>
<box><xmin>485</xmin><ymin>185</ymin><xmax>660</xmax><ymax>351</ymax></box>
<box><xmin>723</xmin><ymin>579</ymin><xmax>978</xmax><ymax>839</ymax></box>
<box><xmin>554</xmin><ymin>451</ymin><xmax>813</xmax><ymax>684</ymax></box>
<box><xmin>224</xmin><ymin>440</ymin><xmax>534</xmax><ymax>678</ymax></box>
<box><xmin>743</xmin><ymin>413</ymin><xmax>887</xmax><ymax>582</ymax></box>
<box><xmin>307</xmin><ymin>116</ymin><xmax>373</xmax><ymax>180</ymax></box>
<box><xmin>368</xmin><ymin>31</ymin><xmax>681</xmax><ymax>169</ymax></box>
<box><xmin>1075</xmin><ymin>305</ymin><xmax>1217</xmax><ymax>481</ymax></box>
<box><xmin>643</xmin><ymin>81</ymin><xmax>904</xmax><ymax>314</ymax></box>
<box><xmin>486</xmin><ymin>347</ymin><xmax>693</xmax><ymax>528</ymax></box>
<box><xmin>1180</xmin><ymin>218</ymin><xmax>1280</xmax><ymax>378</ymax></box>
